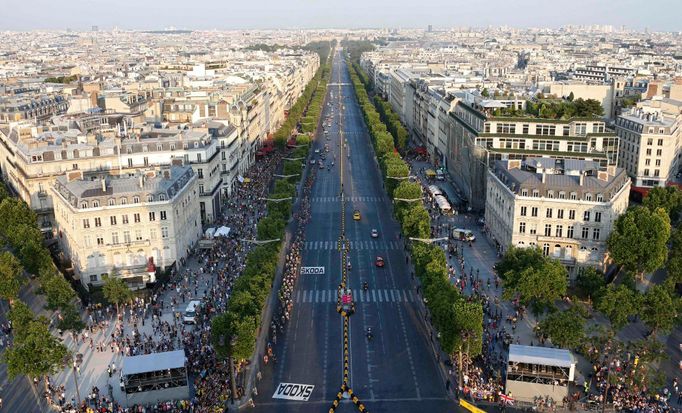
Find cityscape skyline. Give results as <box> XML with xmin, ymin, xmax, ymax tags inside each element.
<box><xmin>2</xmin><ymin>0</ymin><xmax>681</xmax><ymax>32</ymax></box>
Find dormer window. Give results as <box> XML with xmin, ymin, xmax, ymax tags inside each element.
<box><xmin>194</xmin><ymin>142</ymin><xmax>199</xmax><ymax>148</ymax></box>
<box><xmin>521</xmin><ymin>189</ymin><xmax>528</xmax><ymax>196</ymax></box>
<box><xmin>147</xmin><ymin>194</ymin><xmax>154</xmax><ymax>202</ymax></box>
<box><xmin>80</xmin><ymin>201</ymin><xmax>88</xmax><ymax>209</ymax></box>
<box><xmin>570</xmin><ymin>192</ymin><xmax>577</xmax><ymax>200</ymax></box>
<box><xmin>585</xmin><ymin>193</ymin><xmax>593</xmax><ymax>201</ymax></box>
<box><xmin>133</xmin><ymin>196</ymin><xmax>140</xmax><ymax>204</ymax></box>
<box><xmin>157</xmin><ymin>144</ymin><xmax>163</xmax><ymax>151</ymax></box>
<box><xmin>596</xmin><ymin>193</ymin><xmax>604</xmax><ymax>202</ymax></box>
<box><xmin>108</xmin><ymin>199</ymin><xmax>116</xmax><ymax>206</ymax></box>
<box><xmin>532</xmin><ymin>190</ymin><xmax>540</xmax><ymax>197</ymax></box>
<box><xmin>558</xmin><ymin>191</ymin><xmax>566</xmax><ymax>199</ymax></box>
<box><xmin>92</xmin><ymin>200</ymin><xmax>100</xmax><ymax>208</ymax></box>
<box><xmin>547</xmin><ymin>190</ymin><xmax>554</xmax><ymax>199</ymax></box>
<box><xmin>158</xmin><ymin>194</ymin><xmax>166</xmax><ymax>201</ymax></box>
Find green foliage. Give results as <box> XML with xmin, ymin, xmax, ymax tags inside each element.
<box><xmin>0</xmin><ymin>251</ymin><xmax>25</xmax><ymax>302</ymax></box>
<box><xmin>481</xmin><ymin>88</ymin><xmax>490</xmax><ymax>98</ymax></box>
<box><xmin>643</xmin><ymin>186</ymin><xmax>682</xmax><ymax>220</ymax></box>
<box><xmin>341</xmin><ymin>40</ymin><xmax>376</xmax><ymax>63</ymax></box>
<box><xmin>44</xmin><ymin>75</ymin><xmax>78</xmax><ymax>84</ymax></box>
<box><xmin>666</xmin><ymin>228</ymin><xmax>682</xmax><ymax>285</ymax></box>
<box><xmin>499</xmin><ymin>247</ymin><xmax>568</xmax><ymax>310</ymax></box>
<box><xmin>539</xmin><ymin>308</ymin><xmax>585</xmax><ymax>349</ymax></box>
<box><xmin>57</xmin><ymin>304</ymin><xmax>85</xmax><ymax>333</ymax></box>
<box><xmin>400</xmin><ymin>205</ymin><xmax>431</xmax><ymax>239</ymax></box>
<box><xmin>575</xmin><ymin>268</ymin><xmax>606</xmax><ymax>302</ymax></box>
<box><xmin>607</xmin><ymin>206</ymin><xmax>670</xmax><ymax>276</ymax></box>
<box><xmin>3</xmin><ymin>319</ymin><xmax>68</xmax><ymax>380</ymax></box>
<box><xmin>504</xmin><ymin>98</ymin><xmax>604</xmax><ymax>120</ymax></box>
<box><xmin>7</xmin><ymin>300</ymin><xmax>36</xmax><ymax>341</ymax></box>
<box><xmin>451</xmin><ymin>299</ymin><xmax>484</xmax><ymax>357</ymax></box>
<box><xmin>41</xmin><ymin>270</ymin><xmax>76</xmax><ymax>310</ymax></box>
<box><xmin>101</xmin><ymin>274</ymin><xmax>133</xmax><ymax>310</ymax></box>
<box><xmin>596</xmin><ymin>284</ymin><xmax>640</xmax><ymax>330</ymax></box>
<box><xmin>243</xmin><ymin>43</ymin><xmax>284</xmax><ymax>52</ymax></box>
<box><xmin>640</xmin><ymin>284</ymin><xmax>680</xmax><ymax>335</ymax></box>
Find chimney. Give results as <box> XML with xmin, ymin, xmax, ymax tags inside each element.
<box><xmin>542</xmin><ymin>172</ymin><xmax>546</xmax><ymax>184</ymax></box>
<box><xmin>579</xmin><ymin>173</ymin><xmax>585</xmax><ymax>186</ymax></box>
<box><xmin>163</xmin><ymin>169</ymin><xmax>170</xmax><ymax>179</ymax></box>
<box><xmin>139</xmin><ymin>175</ymin><xmax>145</xmax><ymax>189</ymax></box>
<box><xmin>100</xmin><ymin>177</ymin><xmax>106</xmax><ymax>192</ymax></box>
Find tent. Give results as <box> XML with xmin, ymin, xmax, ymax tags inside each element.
<box><xmin>428</xmin><ymin>185</ymin><xmax>442</xmax><ymax>197</ymax></box>
<box><xmin>215</xmin><ymin>226</ymin><xmax>231</xmax><ymax>237</ymax></box>
<box><xmin>434</xmin><ymin>195</ymin><xmax>451</xmax><ymax>212</ymax></box>
<box><xmin>204</xmin><ymin>227</ymin><xmax>216</xmax><ymax>238</ymax></box>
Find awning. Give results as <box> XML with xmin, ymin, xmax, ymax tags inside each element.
<box><xmin>425</xmin><ymin>169</ymin><xmax>437</xmax><ymax>177</ymax></box>
<box><xmin>215</xmin><ymin>226</ymin><xmax>230</xmax><ymax>237</ymax></box>
<box><xmin>435</xmin><ymin>195</ymin><xmax>451</xmax><ymax>211</ymax></box>
<box><xmin>122</xmin><ymin>350</ymin><xmax>186</xmax><ymax>376</ymax></box>
<box><xmin>242</xmin><ymin>177</ymin><xmax>252</xmax><ymax>183</ymax></box>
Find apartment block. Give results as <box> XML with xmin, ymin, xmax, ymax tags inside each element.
<box><xmin>485</xmin><ymin>158</ymin><xmax>630</xmax><ymax>276</ymax></box>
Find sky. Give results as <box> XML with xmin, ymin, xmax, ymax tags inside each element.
<box><xmin>1</xmin><ymin>0</ymin><xmax>680</xmax><ymax>32</ymax></box>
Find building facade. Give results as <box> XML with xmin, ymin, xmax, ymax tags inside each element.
<box><xmin>485</xmin><ymin>158</ymin><xmax>630</xmax><ymax>276</ymax></box>
<box><xmin>52</xmin><ymin>166</ymin><xmax>201</xmax><ymax>289</ymax></box>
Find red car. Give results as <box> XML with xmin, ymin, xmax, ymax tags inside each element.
<box><xmin>375</xmin><ymin>256</ymin><xmax>385</xmax><ymax>267</ymax></box>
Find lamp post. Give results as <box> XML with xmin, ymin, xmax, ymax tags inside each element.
<box><xmin>239</xmin><ymin>238</ymin><xmax>281</xmax><ymax>245</ymax></box>
<box><xmin>409</xmin><ymin>237</ymin><xmax>449</xmax><ymax>244</ymax></box>
<box><xmin>272</xmin><ymin>174</ymin><xmax>300</xmax><ymax>179</ymax></box>
<box><xmin>393</xmin><ymin>197</ymin><xmax>422</xmax><ymax>203</ymax></box>
<box><xmin>72</xmin><ymin>358</ymin><xmax>81</xmax><ymax>407</ymax></box>
<box><xmin>219</xmin><ymin>335</ymin><xmax>239</xmax><ymax>407</ymax></box>
<box><xmin>259</xmin><ymin>197</ymin><xmax>293</xmax><ymax>202</ymax></box>
<box><xmin>386</xmin><ymin>175</ymin><xmax>417</xmax><ymax>180</ymax></box>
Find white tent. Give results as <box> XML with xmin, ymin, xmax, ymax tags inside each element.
<box><xmin>215</xmin><ymin>226</ymin><xmax>231</xmax><ymax>237</ymax></box>
<box><xmin>428</xmin><ymin>185</ymin><xmax>442</xmax><ymax>197</ymax></box>
<box><xmin>204</xmin><ymin>227</ymin><xmax>216</xmax><ymax>238</ymax></box>
<box><xmin>435</xmin><ymin>195</ymin><xmax>451</xmax><ymax>212</ymax></box>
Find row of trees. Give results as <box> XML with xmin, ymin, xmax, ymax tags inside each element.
<box><xmin>492</xmin><ymin>98</ymin><xmax>604</xmax><ymax>120</ymax></box>
<box><xmin>347</xmin><ymin>59</ymin><xmax>483</xmax><ymax>375</ymax></box>
<box><xmin>210</xmin><ymin>44</ymin><xmax>333</xmax><ymax>365</ymax></box>
<box><xmin>0</xmin><ymin>184</ymin><xmax>82</xmax><ymax>381</ymax></box>
<box><xmin>273</xmin><ymin>41</ymin><xmax>334</xmax><ymax>146</ymax></box>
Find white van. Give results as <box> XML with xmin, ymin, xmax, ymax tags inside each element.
<box><xmin>183</xmin><ymin>300</ymin><xmax>201</xmax><ymax>324</ymax></box>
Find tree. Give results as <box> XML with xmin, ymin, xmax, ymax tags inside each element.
<box><xmin>539</xmin><ymin>308</ymin><xmax>585</xmax><ymax>349</ymax></box>
<box><xmin>496</xmin><ymin>246</ymin><xmax>545</xmax><ymax>280</ymax></box>
<box><xmin>57</xmin><ymin>304</ymin><xmax>85</xmax><ymax>333</ymax></box>
<box><xmin>643</xmin><ymin>186</ymin><xmax>682</xmax><ymax>221</ymax></box>
<box><xmin>481</xmin><ymin>88</ymin><xmax>490</xmax><ymax>98</ymax></box>
<box><xmin>575</xmin><ymin>268</ymin><xmax>606</xmax><ymax>302</ymax></box>
<box><xmin>596</xmin><ymin>284</ymin><xmax>640</xmax><ymax>330</ymax></box>
<box><xmin>7</xmin><ymin>300</ymin><xmax>36</xmax><ymax>341</ymax></box>
<box><xmin>3</xmin><ymin>319</ymin><xmax>68</xmax><ymax>380</ymax></box>
<box><xmin>640</xmin><ymin>284</ymin><xmax>680</xmax><ymax>336</ymax></box>
<box><xmin>102</xmin><ymin>274</ymin><xmax>133</xmax><ymax>317</ymax></box>
<box><xmin>42</xmin><ymin>271</ymin><xmax>76</xmax><ymax>310</ymax></box>
<box><xmin>666</xmin><ymin>228</ymin><xmax>682</xmax><ymax>285</ymax></box>
<box><xmin>567</xmin><ymin>92</ymin><xmax>575</xmax><ymax>102</ymax></box>
<box><xmin>452</xmin><ymin>299</ymin><xmax>483</xmax><ymax>386</ymax></box>
<box><xmin>501</xmin><ymin>248</ymin><xmax>568</xmax><ymax>311</ymax></box>
<box><xmin>607</xmin><ymin>207</ymin><xmax>670</xmax><ymax>277</ymax></box>
<box><xmin>0</xmin><ymin>251</ymin><xmax>25</xmax><ymax>303</ymax></box>
<box><xmin>401</xmin><ymin>205</ymin><xmax>431</xmax><ymax>239</ymax></box>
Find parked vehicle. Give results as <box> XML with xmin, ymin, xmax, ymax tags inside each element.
<box><xmin>452</xmin><ymin>228</ymin><xmax>476</xmax><ymax>242</ymax></box>
<box><xmin>183</xmin><ymin>300</ymin><xmax>201</xmax><ymax>324</ymax></box>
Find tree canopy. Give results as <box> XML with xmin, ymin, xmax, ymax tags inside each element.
<box><xmin>0</xmin><ymin>251</ymin><xmax>25</xmax><ymax>303</ymax></box>
<box><xmin>539</xmin><ymin>308</ymin><xmax>586</xmax><ymax>349</ymax></box>
<box><xmin>607</xmin><ymin>206</ymin><xmax>670</xmax><ymax>276</ymax></box>
<box><xmin>640</xmin><ymin>284</ymin><xmax>680</xmax><ymax>335</ymax></box>
<box><xmin>643</xmin><ymin>186</ymin><xmax>682</xmax><ymax>221</ymax></box>
<box><xmin>596</xmin><ymin>284</ymin><xmax>640</xmax><ymax>330</ymax></box>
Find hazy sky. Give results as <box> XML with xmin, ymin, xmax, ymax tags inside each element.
<box><xmin>1</xmin><ymin>0</ymin><xmax>680</xmax><ymax>31</ymax></box>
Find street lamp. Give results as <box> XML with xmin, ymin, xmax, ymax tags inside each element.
<box><xmin>409</xmin><ymin>237</ymin><xmax>449</xmax><ymax>244</ymax></box>
<box><xmin>72</xmin><ymin>357</ymin><xmax>81</xmax><ymax>407</ymax></box>
<box><xmin>393</xmin><ymin>197</ymin><xmax>422</xmax><ymax>203</ymax></box>
<box><xmin>386</xmin><ymin>175</ymin><xmax>417</xmax><ymax>180</ymax></box>
<box><xmin>283</xmin><ymin>157</ymin><xmax>305</xmax><ymax>161</ymax></box>
<box><xmin>273</xmin><ymin>174</ymin><xmax>300</xmax><ymax>179</ymax></box>
<box><xmin>239</xmin><ymin>238</ymin><xmax>281</xmax><ymax>245</ymax></box>
<box><xmin>219</xmin><ymin>335</ymin><xmax>239</xmax><ymax>406</ymax></box>
<box><xmin>259</xmin><ymin>197</ymin><xmax>293</xmax><ymax>202</ymax></box>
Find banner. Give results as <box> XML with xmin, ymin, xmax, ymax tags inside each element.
<box><xmin>272</xmin><ymin>382</ymin><xmax>314</xmax><ymax>401</ymax></box>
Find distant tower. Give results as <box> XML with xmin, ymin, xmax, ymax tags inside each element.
<box><xmin>428</xmin><ymin>24</ymin><xmax>433</xmax><ymax>33</ymax></box>
<box><xmin>91</xmin><ymin>25</ymin><xmax>99</xmax><ymax>32</ymax></box>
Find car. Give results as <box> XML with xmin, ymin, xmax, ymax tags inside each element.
<box><xmin>370</xmin><ymin>229</ymin><xmax>379</xmax><ymax>238</ymax></box>
<box><xmin>353</xmin><ymin>210</ymin><xmax>361</xmax><ymax>220</ymax></box>
<box><xmin>375</xmin><ymin>256</ymin><xmax>385</xmax><ymax>267</ymax></box>
<box><xmin>314</xmin><ymin>149</ymin><xmax>320</xmax><ymax>154</ymax></box>
<box><xmin>310</xmin><ymin>159</ymin><xmax>317</xmax><ymax>165</ymax></box>
<box><xmin>319</xmin><ymin>163</ymin><xmax>324</xmax><ymax>169</ymax></box>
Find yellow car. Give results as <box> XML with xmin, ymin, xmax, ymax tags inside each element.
<box><xmin>353</xmin><ymin>210</ymin><xmax>361</xmax><ymax>220</ymax></box>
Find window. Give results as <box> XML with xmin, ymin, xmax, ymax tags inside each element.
<box><xmin>655</xmin><ymin>159</ymin><xmax>661</xmax><ymax>166</ymax></box>
<box><xmin>134</xmin><ymin>213</ymin><xmax>141</xmax><ymax>223</ymax></box>
<box><xmin>558</xmin><ymin>191</ymin><xmax>565</xmax><ymax>199</ymax></box>
<box><xmin>546</xmin><ymin>208</ymin><xmax>553</xmax><ymax>218</ymax></box>
<box><xmin>544</xmin><ymin>224</ymin><xmax>552</xmax><ymax>236</ymax></box>
<box><xmin>543</xmin><ymin>243</ymin><xmax>550</xmax><ymax>256</ymax></box>
<box><xmin>644</xmin><ymin>169</ymin><xmax>650</xmax><ymax>176</ymax></box>
<box><xmin>569</xmin><ymin>210</ymin><xmax>576</xmax><ymax>220</ymax></box>
<box><xmin>90</xmin><ymin>274</ymin><xmax>98</xmax><ymax>282</ymax></box>
<box><xmin>595</xmin><ymin>212</ymin><xmax>602</xmax><ymax>222</ymax></box>
<box><xmin>147</xmin><ymin>194</ymin><xmax>154</xmax><ymax>202</ymax></box>
<box><xmin>522</xmin><ymin>124</ymin><xmax>529</xmax><ymax>134</ymax></box>
<box><xmin>120</xmin><ymin>197</ymin><xmax>127</xmax><ymax>205</ymax></box>
<box><xmin>133</xmin><ymin>196</ymin><xmax>140</xmax><ymax>204</ymax></box>
<box><xmin>135</xmin><ymin>230</ymin><xmax>142</xmax><ymax>241</ymax></box>
<box><xmin>143</xmin><ymin>156</ymin><xmax>149</xmax><ymax>166</ymax></box>
<box><xmin>84</xmin><ymin>235</ymin><xmax>92</xmax><ymax>248</ymax></box>
<box><xmin>150</xmin><ymin>228</ymin><xmax>157</xmax><ymax>240</ymax></box>
<box><xmin>197</xmin><ymin>168</ymin><xmax>204</xmax><ymax>179</ymax></box>
<box><xmin>521</xmin><ymin>189</ymin><xmax>528</xmax><ymax>196</ymax></box>
<box><xmin>536</xmin><ymin>125</ymin><xmax>556</xmax><ymax>135</ymax></box>
<box><xmin>557</xmin><ymin>209</ymin><xmax>564</xmax><ymax>219</ymax></box>
<box><xmin>111</xmin><ymin>232</ymin><xmax>119</xmax><ymax>245</ymax></box>
<box><xmin>94</xmin><ymin>217</ymin><xmax>102</xmax><ymax>227</ymax></box>
<box><xmin>596</xmin><ymin>194</ymin><xmax>603</xmax><ymax>202</ymax></box>
<box><xmin>197</xmin><ymin>154</ymin><xmax>202</xmax><ymax>163</ymax></box>
<box><xmin>519</xmin><ymin>222</ymin><xmax>526</xmax><ymax>234</ymax></box>
<box><xmin>567</xmin><ymin>225</ymin><xmax>574</xmax><ymax>238</ymax></box>
<box><xmin>645</xmin><ymin>159</ymin><xmax>651</xmax><ymax>166</ymax></box>
<box><xmin>110</xmin><ymin>216</ymin><xmax>117</xmax><ymax>226</ymax></box>
<box><xmin>532</xmin><ymin>190</ymin><xmax>539</xmax><ymax>197</ymax></box>
<box><xmin>647</xmin><ymin>138</ymin><xmax>653</xmax><ymax>145</ymax></box>
<box><xmin>92</xmin><ymin>201</ymin><xmax>99</xmax><ymax>208</ymax></box>
<box><xmin>122</xmin><ymin>214</ymin><xmax>129</xmax><ymax>224</ymax></box>
<box><xmin>520</xmin><ymin>206</ymin><xmax>527</xmax><ymax>216</ymax></box>
<box><xmin>96</xmin><ymin>236</ymin><xmax>104</xmax><ymax>246</ymax></box>
<box><xmin>108</xmin><ymin>199</ymin><xmax>115</xmax><ymax>206</ymax></box>
<box><xmin>555</xmin><ymin>225</ymin><xmax>563</xmax><ymax>237</ymax></box>
<box><xmin>529</xmin><ymin>225</ymin><xmax>537</xmax><ymax>235</ymax></box>
<box><xmin>160</xmin><ymin>211</ymin><xmax>167</xmax><ymax>220</ymax></box>
<box><xmin>563</xmin><ymin>125</ymin><xmax>570</xmax><ymax>136</ymax></box>
<box><xmin>158</xmin><ymin>194</ymin><xmax>166</xmax><ymax>201</ymax></box>
<box><xmin>570</xmin><ymin>192</ymin><xmax>577</xmax><ymax>200</ymax></box>
<box><xmin>149</xmin><ymin>212</ymin><xmax>156</xmax><ymax>221</ymax></box>
<box><xmin>583</xmin><ymin>211</ymin><xmax>590</xmax><ymax>221</ymax></box>
<box><xmin>547</xmin><ymin>190</ymin><xmax>554</xmax><ymax>199</ymax></box>
<box><xmin>585</xmin><ymin>193</ymin><xmax>592</xmax><ymax>201</ymax></box>
<box><xmin>656</xmin><ymin>149</ymin><xmax>662</xmax><ymax>156</ymax></box>
<box><xmin>593</xmin><ymin>228</ymin><xmax>601</xmax><ymax>240</ymax></box>
<box><xmin>582</xmin><ymin>227</ymin><xmax>589</xmax><ymax>239</ymax></box>
<box><xmin>654</xmin><ymin>169</ymin><xmax>660</xmax><ymax>177</ymax></box>
<box><xmin>123</xmin><ymin>231</ymin><xmax>131</xmax><ymax>244</ymax></box>
<box><xmin>83</xmin><ymin>219</ymin><xmax>90</xmax><ymax>229</ymax></box>
<box><xmin>531</xmin><ymin>207</ymin><xmax>538</xmax><ymax>217</ymax></box>
<box><xmin>199</xmin><ymin>184</ymin><xmax>205</xmax><ymax>194</ymax></box>
<box><xmin>80</xmin><ymin>201</ymin><xmax>88</xmax><ymax>209</ymax></box>
<box><xmin>646</xmin><ymin>148</ymin><xmax>652</xmax><ymax>156</ymax></box>
<box><xmin>575</xmin><ymin>123</ymin><xmax>587</xmax><ymax>136</ymax></box>
<box><xmin>128</xmin><ymin>158</ymin><xmax>133</xmax><ymax>168</ymax></box>
<box><xmin>161</xmin><ymin>227</ymin><xmax>169</xmax><ymax>239</ymax></box>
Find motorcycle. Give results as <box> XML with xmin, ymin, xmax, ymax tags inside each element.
<box><xmin>363</xmin><ymin>281</ymin><xmax>368</xmax><ymax>292</ymax></box>
<box><xmin>366</xmin><ymin>328</ymin><xmax>373</xmax><ymax>341</ymax></box>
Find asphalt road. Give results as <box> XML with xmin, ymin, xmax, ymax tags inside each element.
<box><xmin>254</xmin><ymin>49</ymin><xmax>455</xmax><ymax>413</ymax></box>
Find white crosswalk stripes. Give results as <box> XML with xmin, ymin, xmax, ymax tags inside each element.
<box><xmin>310</xmin><ymin>196</ymin><xmax>385</xmax><ymax>203</ymax></box>
<box><xmin>303</xmin><ymin>240</ymin><xmax>402</xmax><ymax>250</ymax></box>
<box><xmin>292</xmin><ymin>289</ymin><xmax>415</xmax><ymax>304</ymax></box>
